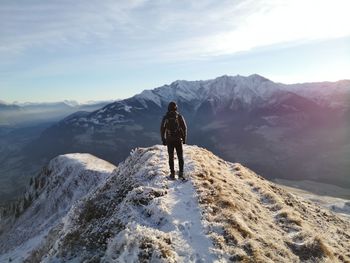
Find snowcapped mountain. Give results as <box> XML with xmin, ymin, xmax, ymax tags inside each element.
<box><xmin>56</xmin><ymin>74</ymin><xmax>283</xmax><ymax>130</ymax></box>
<box><xmin>134</xmin><ymin>74</ymin><xmax>278</xmax><ymax>108</ymax></box>
<box><xmin>24</xmin><ymin>74</ymin><xmax>350</xmax><ymax>191</ymax></box>
<box><xmin>0</xmin><ymin>145</ymin><xmax>349</xmax><ymax>262</ymax></box>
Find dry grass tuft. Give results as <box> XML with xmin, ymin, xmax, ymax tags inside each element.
<box><xmin>276</xmin><ymin>210</ymin><xmax>302</xmax><ymax>226</ymax></box>
<box><xmin>286</xmin><ymin>236</ymin><xmax>334</xmax><ymax>261</ymax></box>
<box><xmin>225</xmin><ymin>216</ymin><xmax>253</xmax><ymax>239</ymax></box>
<box><xmin>218</xmin><ymin>199</ymin><xmax>237</xmax><ymax>210</ymax></box>
<box><xmin>313</xmin><ymin>237</ymin><xmax>335</xmax><ymax>259</ymax></box>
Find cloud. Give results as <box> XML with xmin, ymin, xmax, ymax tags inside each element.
<box><xmin>147</xmin><ymin>0</ymin><xmax>350</xmax><ymax>59</ymax></box>
<box><xmin>0</xmin><ymin>0</ymin><xmax>147</xmax><ymax>53</ymax></box>
<box><xmin>0</xmin><ymin>0</ymin><xmax>349</xmax><ymax>65</ymax></box>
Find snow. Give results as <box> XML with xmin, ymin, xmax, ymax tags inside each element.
<box><xmin>136</xmin><ymin>90</ymin><xmax>162</xmax><ymax>107</ymax></box>
<box><xmin>0</xmin><ymin>154</ymin><xmax>115</xmax><ymax>263</ymax></box>
<box><xmin>61</xmin><ymin>153</ymin><xmax>116</xmax><ymax>174</ymax></box>
<box><xmin>100</xmin><ymin>146</ymin><xmax>217</xmax><ymax>262</ymax></box>
<box><xmin>1</xmin><ymin>146</ymin><xmax>350</xmax><ymax>262</ymax></box>
<box><xmin>132</xmin><ymin>75</ymin><xmax>281</xmax><ymax>111</ymax></box>
<box><xmin>124</xmin><ymin>105</ymin><xmax>132</xmax><ymax>112</ymax></box>
<box><xmin>89</xmin><ymin>118</ymin><xmax>99</xmax><ymax>125</ymax></box>
<box><xmin>329</xmin><ymin>201</ymin><xmax>350</xmax><ymax>217</ymax></box>
<box><xmin>97</xmin><ymin>107</ymin><xmax>108</xmax><ymax>114</ymax></box>
<box><xmin>0</xmin><ymin>231</ymin><xmax>47</xmax><ymax>263</ymax></box>
<box><xmin>161</xmin><ymin>180</ymin><xmax>215</xmax><ymax>262</ymax></box>
<box><xmin>62</xmin><ymin>75</ymin><xmax>349</xmax><ymax>130</ymax></box>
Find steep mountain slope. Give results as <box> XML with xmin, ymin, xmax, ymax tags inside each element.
<box><xmin>26</xmin><ymin>75</ymin><xmax>350</xmax><ymax>190</ymax></box>
<box><xmin>1</xmin><ymin>146</ymin><xmax>349</xmax><ymax>262</ymax></box>
<box><xmin>0</xmin><ymin>154</ymin><xmax>116</xmax><ymax>261</ymax></box>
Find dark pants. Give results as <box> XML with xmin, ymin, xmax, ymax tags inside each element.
<box><xmin>167</xmin><ymin>139</ymin><xmax>184</xmax><ymax>174</ymax></box>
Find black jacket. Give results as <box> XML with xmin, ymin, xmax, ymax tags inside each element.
<box><xmin>160</xmin><ymin>111</ymin><xmax>187</xmax><ymax>143</ymax></box>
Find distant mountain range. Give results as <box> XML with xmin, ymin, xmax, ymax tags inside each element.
<box><xmin>1</xmin><ymin>74</ymin><xmax>350</xmax><ymax>203</ymax></box>
<box><xmin>0</xmin><ymin>100</ymin><xmax>114</xmax><ymax>127</ymax></box>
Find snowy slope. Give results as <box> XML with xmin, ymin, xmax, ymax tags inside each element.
<box><xmin>1</xmin><ymin>146</ymin><xmax>349</xmax><ymax>262</ymax></box>
<box><xmin>0</xmin><ymin>154</ymin><xmax>116</xmax><ymax>262</ymax></box>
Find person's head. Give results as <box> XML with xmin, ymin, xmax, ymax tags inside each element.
<box><xmin>168</xmin><ymin>101</ymin><xmax>177</xmax><ymax>112</ymax></box>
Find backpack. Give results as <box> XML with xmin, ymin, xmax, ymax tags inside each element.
<box><xmin>166</xmin><ymin>112</ymin><xmax>181</xmax><ymax>138</ymax></box>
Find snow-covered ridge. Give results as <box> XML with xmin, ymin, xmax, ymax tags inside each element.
<box><xmin>0</xmin><ymin>154</ymin><xmax>115</xmax><ymax>261</ymax></box>
<box><xmin>1</xmin><ymin>146</ymin><xmax>349</xmax><ymax>262</ymax></box>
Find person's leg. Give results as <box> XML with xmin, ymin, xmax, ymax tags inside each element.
<box><xmin>175</xmin><ymin>140</ymin><xmax>184</xmax><ymax>177</ymax></box>
<box><xmin>167</xmin><ymin>142</ymin><xmax>175</xmax><ymax>178</ymax></box>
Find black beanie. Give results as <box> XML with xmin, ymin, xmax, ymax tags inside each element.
<box><xmin>168</xmin><ymin>101</ymin><xmax>177</xmax><ymax>112</ymax></box>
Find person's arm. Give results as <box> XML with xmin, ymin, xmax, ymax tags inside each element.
<box><xmin>179</xmin><ymin>115</ymin><xmax>187</xmax><ymax>144</ymax></box>
<box><xmin>160</xmin><ymin>116</ymin><xmax>167</xmax><ymax>144</ymax></box>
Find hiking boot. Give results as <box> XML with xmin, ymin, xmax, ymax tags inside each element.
<box><xmin>169</xmin><ymin>171</ymin><xmax>175</xmax><ymax>180</ymax></box>
<box><xmin>178</xmin><ymin>171</ymin><xmax>185</xmax><ymax>180</ymax></box>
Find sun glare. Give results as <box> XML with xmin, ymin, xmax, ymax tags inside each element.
<box><xmin>200</xmin><ymin>0</ymin><xmax>350</xmax><ymax>56</ymax></box>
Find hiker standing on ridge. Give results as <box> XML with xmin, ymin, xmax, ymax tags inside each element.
<box><xmin>160</xmin><ymin>101</ymin><xmax>187</xmax><ymax>180</ymax></box>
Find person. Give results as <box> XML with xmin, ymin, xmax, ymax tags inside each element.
<box><xmin>160</xmin><ymin>101</ymin><xmax>187</xmax><ymax>180</ymax></box>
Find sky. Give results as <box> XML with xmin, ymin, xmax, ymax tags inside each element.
<box><xmin>0</xmin><ymin>0</ymin><xmax>350</xmax><ymax>103</ymax></box>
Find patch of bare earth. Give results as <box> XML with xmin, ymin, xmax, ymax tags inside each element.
<box><xmin>186</xmin><ymin>146</ymin><xmax>350</xmax><ymax>263</ymax></box>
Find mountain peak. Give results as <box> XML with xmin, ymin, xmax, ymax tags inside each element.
<box><xmin>212</xmin><ymin>74</ymin><xmax>270</xmax><ymax>82</ymax></box>
<box><xmin>248</xmin><ymin>73</ymin><xmax>270</xmax><ymax>81</ymax></box>
<box><xmin>1</xmin><ymin>146</ymin><xmax>349</xmax><ymax>262</ymax></box>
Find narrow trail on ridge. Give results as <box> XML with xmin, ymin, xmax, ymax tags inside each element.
<box><xmin>158</xmin><ymin>146</ymin><xmax>216</xmax><ymax>262</ymax></box>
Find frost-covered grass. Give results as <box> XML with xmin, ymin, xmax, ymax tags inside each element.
<box><xmin>40</xmin><ymin>146</ymin><xmax>218</xmax><ymax>262</ymax></box>
<box><xmin>186</xmin><ymin>146</ymin><xmax>350</xmax><ymax>262</ymax></box>
<box><xmin>1</xmin><ymin>145</ymin><xmax>349</xmax><ymax>262</ymax></box>
<box><xmin>0</xmin><ymin>153</ymin><xmax>115</xmax><ymax>262</ymax></box>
